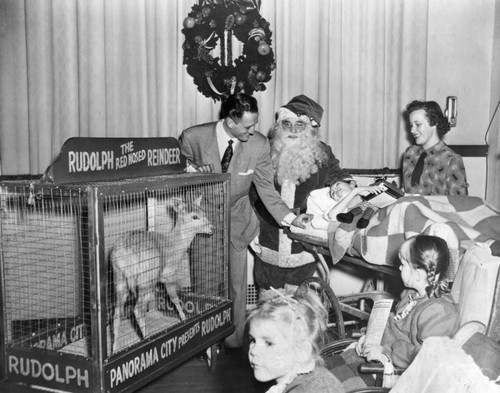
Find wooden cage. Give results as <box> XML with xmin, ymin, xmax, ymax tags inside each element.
<box><xmin>0</xmin><ymin>173</ymin><xmax>232</xmax><ymax>393</ymax></box>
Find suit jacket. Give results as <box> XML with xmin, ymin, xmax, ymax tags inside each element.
<box><xmin>179</xmin><ymin>121</ymin><xmax>292</xmax><ymax>251</ymax></box>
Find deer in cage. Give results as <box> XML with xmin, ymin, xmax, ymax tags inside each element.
<box><xmin>110</xmin><ymin>195</ymin><xmax>213</xmax><ymax>352</ymax></box>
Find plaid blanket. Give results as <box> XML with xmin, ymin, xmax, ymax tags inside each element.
<box><xmin>327</xmin><ymin>195</ymin><xmax>500</xmax><ymax>268</ymax></box>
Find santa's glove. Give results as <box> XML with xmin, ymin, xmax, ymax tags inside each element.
<box><xmin>337</xmin><ymin>206</ymin><xmax>363</xmax><ymax>223</ymax></box>
<box><xmin>357</xmin><ymin>207</ymin><xmax>376</xmax><ymax>229</ymax></box>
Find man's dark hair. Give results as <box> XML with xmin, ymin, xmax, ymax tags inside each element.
<box><xmin>220</xmin><ymin>93</ymin><xmax>258</xmax><ymax>121</ymax></box>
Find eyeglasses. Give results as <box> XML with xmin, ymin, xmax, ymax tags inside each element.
<box><xmin>282</xmin><ymin>120</ymin><xmax>308</xmax><ymax>132</ymax></box>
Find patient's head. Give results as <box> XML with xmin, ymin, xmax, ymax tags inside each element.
<box><xmin>329</xmin><ymin>181</ymin><xmax>354</xmax><ymax>201</ymax></box>
<box><xmin>399</xmin><ymin>235</ymin><xmax>451</xmax><ymax>298</ymax></box>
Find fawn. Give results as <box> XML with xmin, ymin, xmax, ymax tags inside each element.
<box><xmin>110</xmin><ymin>195</ymin><xmax>213</xmax><ymax>353</ymax></box>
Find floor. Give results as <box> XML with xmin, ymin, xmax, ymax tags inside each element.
<box><xmin>137</xmin><ymin>347</ymin><xmax>272</xmax><ymax>393</ymax></box>
<box><xmin>0</xmin><ymin>346</ymin><xmax>272</xmax><ymax>393</ymax></box>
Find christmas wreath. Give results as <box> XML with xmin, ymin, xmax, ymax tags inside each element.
<box><xmin>182</xmin><ymin>0</ymin><xmax>275</xmax><ymax>101</ymax></box>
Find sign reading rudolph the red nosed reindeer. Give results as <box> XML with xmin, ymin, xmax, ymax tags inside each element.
<box><xmin>42</xmin><ymin>137</ymin><xmax>187</xmax><ymax>184</ymax></box>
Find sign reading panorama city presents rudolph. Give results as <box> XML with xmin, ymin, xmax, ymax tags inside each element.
<box><xmin>6</xmin><ymin>302</ymin><xmax>233</xmax><ymax>393</ymax></box>
<box><xmin>42</xmin><ymin>137</ymin><xmax>187</xmax><ymax>183</ymax></box>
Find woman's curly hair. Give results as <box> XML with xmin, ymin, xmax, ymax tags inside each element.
<box><xmin>406</xmin><ymin>100</ymin><xmax>450</xmax><ymax>138</ymax></box>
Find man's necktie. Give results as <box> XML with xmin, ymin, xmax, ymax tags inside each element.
<box><xmin>221</xmin><ymin>140</ymin><xmax>234</xmax><ymax>173</ymax></box>
<box><xmin>411</xmin><ymin>151</ymin><xmax>427</xmax><ymax>187</ymax></box>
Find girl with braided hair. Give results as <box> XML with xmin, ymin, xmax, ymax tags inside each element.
<box><xmin>247</xmin><ymin>288</ymin><xmax>345</xmax><ymax>393</ymax></box>
<box><xmin>326</xmin><ymin>235</ymin><xmax>460</xmax><ymax>390</ymax></box>
<box><xmin>359</xmin><ymin>235</ymin><xmax>460</xmax><ymax>368</ymax></box>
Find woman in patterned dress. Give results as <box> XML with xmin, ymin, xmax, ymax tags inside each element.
<box><xmin>402</xmin><ymin>100</ymin><xmax>469</xmax><ymax>195</ymax></box>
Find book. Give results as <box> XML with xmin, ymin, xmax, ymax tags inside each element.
<box><xmin>362</xmin><ymin>181</ymin><xmax>405</xmax><ymax>209</ymax></box>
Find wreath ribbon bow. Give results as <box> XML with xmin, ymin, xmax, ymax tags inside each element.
<box><xmin>184</xmin><ymin>1</ymin><xmax>274</xmax><ymax>100</ymax></box>
<box><xmin>199</xmin><ymin>0</ymin><xmax>261</xmax><ymax>13</ymax></box>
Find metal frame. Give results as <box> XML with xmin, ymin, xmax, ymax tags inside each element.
<box><xmin>0</xmin><ymin>173</ymin><xmax>233</xmax><ymax>393</ymax></box>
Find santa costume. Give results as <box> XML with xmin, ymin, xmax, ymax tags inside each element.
<box><xmin>250</xmin><ymin>95</ymin><xmax>353</xmax><ymax>294</ymax></box>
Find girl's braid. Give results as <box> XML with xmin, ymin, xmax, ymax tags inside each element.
<box><xmin>409</xmin><ymin>235</ymin><xmax>452</xmax><ymax>298</ymax></box>
<box><xmin>420</xmin><ymin>242</ymin><xmax>450</xmax><ymax>297</ymax></box>
<box><xmin>423</xmin><ymin>251</ymin><xmax>438</xmax><ymax>297</ymax></box>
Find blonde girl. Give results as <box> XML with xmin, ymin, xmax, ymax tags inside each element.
<box><xmin>247</xmin><ymin>289</ymin><xmax>345</xmax><ymax>393</ymax></box>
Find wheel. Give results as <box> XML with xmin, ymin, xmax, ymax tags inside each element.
<box><xmin>320</xmin><ymin>338</ymin><xmax>356</xmax><ymax>358</ymax></box>
<box><xmin>361</xmin><ymin>278</ymin><xmax>376</xmax><ymax>292</ymax></box>
<box><xmin>205</xmin><ymin>343</ymin><xmax>219</xmax><ymax>373</ymax></box>
<box><xmin>360</xmin><ymin>278</ymin><xmax>376</xmax><ymax>313</ymax></box>
<box><xmin>297</xmin><ymin>276</ymin><xmax>346</xmax><ymax>343</ymax></box>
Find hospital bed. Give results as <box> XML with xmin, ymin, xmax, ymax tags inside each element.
<box><xmin>289</xmin><ymin>192</ymin><xmax>500</xmax><ymax>343</ymax></box>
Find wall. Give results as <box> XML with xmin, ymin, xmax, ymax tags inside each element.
<box><xmin>425</xmin><ymin>0</ymin><xmax>496</xmax><ymax>199</ymax></box>
<box><xmin>427</xmin><ymin>0</ymin><xmax>496</xmax><ymax>145</ymax></box>
<box><xmin>463</xmin><ymin>157</ymin><xmax>487</xmax><ymax>198</ymax></box>
<box><xmin>487</xmin><ymin>0</ymin><xmax>500</xmax><ymax>207</ymax></box>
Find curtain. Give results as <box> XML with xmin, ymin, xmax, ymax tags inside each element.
<box><xmin>0</xmin><ymin>0</ymin><xmax>428</xmax><ymax>175</ymax></box>
<box><xmin>0</xmin><ymin>0</ymin><xmax>218</xmax><ymax>175</ymax></box>
<box><xmin>265</xmin><ymin>0</ymin><xmax>428</xmax><ymax>168</ymax></box>
<box><xmin>3</xmin><ymin>0</ymin><xmax>495</xmax><ymax>209</ymax></box>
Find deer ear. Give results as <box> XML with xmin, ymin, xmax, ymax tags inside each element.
<box><xmin>194</xmin><ymin>195</ymin><xmax>203</xmax><ymax>207</ymax></box>
<box><xmin>168</xmin><ymin>197</ymin><xmax>186</xmax><ymax>213</ymax></box>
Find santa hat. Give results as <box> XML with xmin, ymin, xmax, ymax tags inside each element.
<box><xmin>281</xmin><ymin>95</ymin><xmax>324</xmax><ymax>127</ymax></box>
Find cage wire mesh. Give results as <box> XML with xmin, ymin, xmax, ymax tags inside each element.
<box><xmin>1</xmin><ymin>175</ymin><xmax>229</xmax><ymax>362</ymax></box>
<box><xmin>0</xmin><ymin>185</ymin><xmax>87</xmax><ymax>353</ymax></box>
<box><xmin>105</xmin><ymin>181</ymin><xmax>228</xmax><ymax>355</ymax></box>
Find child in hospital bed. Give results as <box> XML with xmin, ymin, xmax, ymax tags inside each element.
<box><xmin>307</xmin><ymin>181</ymin><xmax>385</xmax><ymax>231</ymax></box>
<box><xmin>325</xmin><ymin>235</ymin><xmax>460</xmax><ymax>390</ymax></box>
<box><xmin>247</xmin><ymin>288</ymin><xmax>345</xmax><ymax>393</ymax></box>
<box><xmin>298</xmin><ymin>180</ymin><xmax>463</xmax><ymax>277</ymax></box>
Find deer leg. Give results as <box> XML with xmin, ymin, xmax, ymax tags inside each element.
<box><xmin>136</xmin><ymin>284</ymin><xmax>161</xmax><ymax>338</ymax></box>
<box><xmin>165</xmin><ymin>283</ymin><xmax>186</xmax><ymax>321</ymax></box>
<box><xmin>134</xmin><ymin>287</ymin><xmax>150</xmax><ymax>339</ymax></box>
<box><xmin>112</xmin><ymin>268</ymin><xmax>128</xmax><ymax>354</ymax></box>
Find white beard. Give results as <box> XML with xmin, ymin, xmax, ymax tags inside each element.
<box><xmin>271</xmin><ymin>125</ymin><xmax>328</xmax><ymax>185</ymax></box>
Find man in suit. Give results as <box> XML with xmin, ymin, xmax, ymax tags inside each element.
<box><xmin>179</xmin><ymin>93</ymin><xmax>311</xmax><ymax>349</ymax></box>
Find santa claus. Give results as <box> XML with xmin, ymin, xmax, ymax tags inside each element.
<box><xmin>250</xmin><ymin>95</ymin><xmax>353</xmax><ymax>294</ymax></box>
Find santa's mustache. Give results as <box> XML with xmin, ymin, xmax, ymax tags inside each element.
<box><xmin>279</xmin><ymin>129</ymin><xmax>312</xmax><ymax>143</ymax></box>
